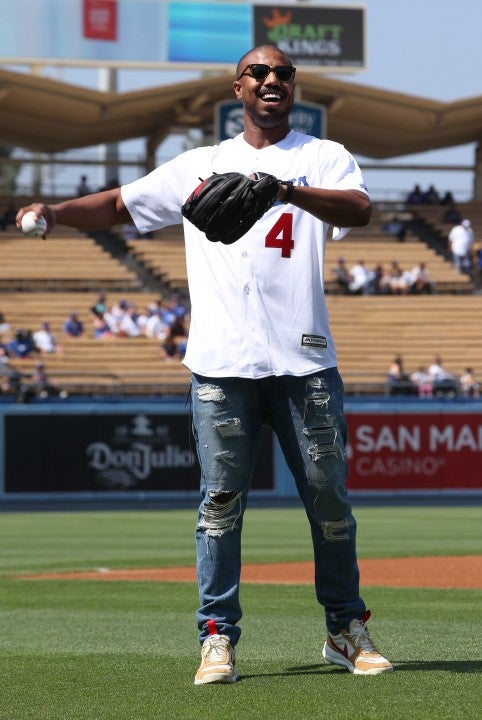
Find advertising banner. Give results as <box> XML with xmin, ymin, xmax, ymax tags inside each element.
<box><xmin>4</xmin><ymin>411</ymin><xmax>274</xmax><ymax>494</ymax></box>
<box><xmin>0</xmin><ymin>1</ymin><xmax>365</xmax><ymax>71</ymax></box>
<box><xmin>83</xmin><ymin>0</ymin><xmax>118</xmax><ymax>41</ymax></box>
<box><xmin>346</xmin><ymin>412</ymin><xmax>482</xmax><ymax>491</ymax></box>
<box><xmin>253</xmin><ymin>4</ymin><xmax>365</xmax><ymax>68</ymax></box>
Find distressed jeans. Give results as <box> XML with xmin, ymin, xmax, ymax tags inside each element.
<box><xmin>191</xmin><ymin>368</ymin><xmax>366</xmax><ymax>645</ymax></box>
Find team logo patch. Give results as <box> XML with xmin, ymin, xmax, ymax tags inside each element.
<box><xmin>301</xmin><ymin>334</ymin><xmax>327</xmax><ymax>348</ymax></box>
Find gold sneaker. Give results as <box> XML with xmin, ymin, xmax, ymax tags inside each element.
<box><xmin>194</xmin><ymin>632</ymin><xmax>237</xmax><ymax>685</ymax></box>
<box><xmin>322</xmin><ymin>611</ymin><xmax>393</xmax><ymax>675</ymax></box>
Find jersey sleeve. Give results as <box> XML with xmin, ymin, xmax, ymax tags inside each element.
<box><xmin>318</xmin><ymin>141</ymin><xmax>370</xmax><ymax>241</ymax></box>
<box><xmin>121</xmin><ymin>148</ymin><xmax>211</xmax><ymax>235</ymax></box>
<box><xmin>320</xmin><ymin>142</ymin><xmax>369</xmax><ymax>195</ymax></box>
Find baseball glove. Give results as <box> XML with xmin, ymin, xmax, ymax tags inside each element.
<box><xmin>181</xmin><ymin>171</ymin><xmax>281</xmax><ymax>244</ymax></box>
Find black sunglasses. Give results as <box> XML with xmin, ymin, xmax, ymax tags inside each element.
<box><xmin>236</xmin><ymin>64</ymin><xmax>296</xmax><ymax>82</ymax></box>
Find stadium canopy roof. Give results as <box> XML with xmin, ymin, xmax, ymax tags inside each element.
<box><xmin>1</xmin><ymin>66</ymin><xmax>482</xmax><ymax>162</ymax></box>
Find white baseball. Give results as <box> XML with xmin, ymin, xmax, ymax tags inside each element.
<box><xmin>21</xmin><ymin>210</ymin><xmax>47</xmax><ymax>237</ymax></box>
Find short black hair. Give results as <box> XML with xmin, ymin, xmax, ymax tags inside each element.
<box><xmin>236</xmin><ymin>45</ymin><xmax>293</xmax><ymax>78</ymax></box>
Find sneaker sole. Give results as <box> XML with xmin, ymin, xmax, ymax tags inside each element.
<box><xmin>194</xmin><ymin>671</ymin><xmax>238</xmax><ymax>685</ymax></box>
<box><xmin>322</xmin><ymin>642</ymin><xmax>393</xmax><ymax>675</ymax></box>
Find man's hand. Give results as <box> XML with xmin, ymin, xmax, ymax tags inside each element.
<box><xmin>16</xmin><ymin>204</ymin><xmax>54</xmax><ymax>240</ymax></box>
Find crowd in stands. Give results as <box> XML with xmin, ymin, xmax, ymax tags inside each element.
<box><xmin>405</xmin><ymin>183</ymin><xmax>462</xmax><ymax>208</ymax></box>
<box><xmin>88</xmin><ymin>292</ymin><xmax>190</xmax><ymax>359</ymax></box>
<box><xmin>0</xmin><ymin>341</ymin><xmax>66</xmax><ymax>402</ymax></box>
<box><xmin>331</xmin><ymin>257</ymin><xmax>434</xmax><ymax>296</ymax></box>
<box><xmin>404</xmin><ymin>183</ymin><xmax>482</xmax><ymax>285</ymax></box>
<box><xmin>386</xmin><ymin>355</ymin><xmax>479</xmax><ymax>399</ymax></box>
<box><xmin>0</xmin><ymin>290</ymin><xmax>191</xmax><ymax>400</ymax></box>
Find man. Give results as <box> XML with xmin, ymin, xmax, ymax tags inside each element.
<box><xmin>448</xmin><ymin>218</ymin><xmax>474</xmax><ymax>272</ymax></box>
<box><xmin>347</xmin><ymin>259</ymin><xmax>371</xmax><ymax>295</ymax></box>
<box><xmin>63</xmin><ymin>311</ymin><xmax>84</xmax><ymax>338</ymax></box>
<box><xmin>16</xmin><ymin>45</ymin><xmax>392</xmax><ymax>683</ymax></box>
<box><xmin>330</xmin><ymin>256</ymin><xmax>351</xmax><ymax>294</ymax></box>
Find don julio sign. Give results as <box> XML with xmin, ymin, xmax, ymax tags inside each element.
<box><xmin>253</xmin><ymin>4</ymin><xmax>365</xmax><ymax>69</ymax></box>
<box><xmin>4</xmin><ymin>411</ymin><xmax>274</xmax><ymax>494</ymax></box>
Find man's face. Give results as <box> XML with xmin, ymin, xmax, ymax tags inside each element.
<box><xmin>233</xmin><ymin>48</ymin><xmax>295</xmax><ymax>129</ymax></box>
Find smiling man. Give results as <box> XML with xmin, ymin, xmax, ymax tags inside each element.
<box><xmin>16</xmin><ymin>45</ymin><xmax>392</xmax><ymax>684</ymax></box>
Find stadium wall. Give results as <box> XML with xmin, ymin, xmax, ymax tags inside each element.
<box><xmin>0</xmin><ymin>398</ymin><xmax>481</xmax><ymax>508</ymax></box>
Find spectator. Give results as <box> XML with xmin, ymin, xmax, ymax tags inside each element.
<box><xmin>428</xmin><ymin>356</ymin><xmax>458</xmax><ymax>397</ymax></box>
<box><xmin>63</xmin><ymin>311</ymin><xmax>84</xmax><ymax>338</ymax></box>
<box><xmin>459</xmin><ymin>368</ymin><xmax>479</xmax><ymax>398</ymax></box>
<box><xmin>368</xmin><ymin>264</ymin><xmax>388</xmax><ymax>295</ymax></box>
<box><xmin>470</xmin><ymin>245</ymin><xmax>482</xmax><ymax>293</ymax></box>
<box><xmin>330</xmin><ymin>256</ymin><xmax>351</xmax><ymax>294</ymax></box>
<box><xmin>440</xmin><ymin>192</ymin><xmax>461</xmax><ymax>224</ymax></box>
<box><xmin>381</xmin><ymin>213</ymin><xmax>410</xmax><ymax>242</ymax></box>
<box><xmin>33</xmin><ymin>321</ymin><xmax>62</xmax><ymax>354</ymax></box>
<box><xmin>440</xmin><ymin>191</ymin><xmax>456</xmax><ymax>206</ymax></box>
<box><xmin>138</xmin><ymin>305</ymin><xmax>170</xmax><ymax>340</ymax></box>
<box><xmin>6</xmin><ymin>329</ymin><xmax>38</xmax><ymax>359</ymax></box>
<box><xmin>0</xmin><ymin>347</ymin><xmax>23</xmax><ymax>397</ymax></box>
<box><xmin>159</xmin><ymin>295</ymin><xmax>183</xmax><ymax>325</ymax></box>
<box><xmin>407</xmin><ymin>262</ymin><xmax>434</xmax><ymax>294</ymax></box>
<box><xmin>348</xmin><ymin>259</ymin><xmax>371</xmax><ymax>295</ymax></box>
<box><xmin>0</xmin><ymin>311</ymin><xmax>10</xmax><ymax>337</ymax></box>
<box><xmin>386</xmin><ymin>356</ymin><xmax>416</xmax><ymax>396</ymax></box>
<box><xmin>410</xmin><ymin>366</ymin><xmax>433</xmax><ymax>398</ymax></box>
<box><xmin>168</xmin><ymin>292</ymin><xmax>188</xmax><ymax>319</ymax></box>
<box><xmin>31</xmin><ymin>361</ymin><xmax>68</xmax><ymax>400</ymax></box>
<box><xmin>116</xmin><ymin>301</ymin><xmax>142</xmax><ymax>338</ymax></box>
<box><xmin>406</xmin><ymin>184</ymin><xmax>424</xmax><ymax>204</ymax></box>
<box><xmin>384</xmin><ymin>259</ymin><xmax>409</xmax><ymax>294</ymax></box>
<box><xmin>76</xmin><ymin>175</ymin><xmax>92</xmax><ymax>197</ymax></box>
<box><xmin>160</xmin><ymin>316</ymin><xmax>189</xmax><ymax>360</ymax></box>
<box><xmin>92</xmin><ymin>315</ymin><xmax>114</xmax><ymax>340</ymax></box>
<box><xmin>442</xmin><ymin>204</ymin><xmax>461</xmax><ymax>224</ymax></box>
<box><xmin>90</xmin><ymin>293</ymin><xmax>108</xmax><ymax>320</ymax></box>
<box><xmin>448</xmin><ymin>219</ymin><xmax>474</xmax><ymax>272</ymax></box>
<box><xmin>103</xmin><ymin>298</ymin><xmax>141</xmax><ymax>337</ymax></box>
<box><xmin>422</xmin><ymin>184</ymin><xmax>440</xmax><ymax>204</ymax></box>
<box><xmin>428</xmin><ymin>355</ymin><xmax>451</xmax><ymax>382</ymax></box>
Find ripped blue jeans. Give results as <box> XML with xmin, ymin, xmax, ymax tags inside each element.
<box><xmin>191</xmin><ymin>368</ymin><xmax>366</xmax><ymax>645</ymax></box>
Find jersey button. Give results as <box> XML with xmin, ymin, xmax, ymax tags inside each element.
<box><xmin>243</xmin><ymin>284</ymin><xmax>250</xmax><ymax>294</ymax></box>
<box><xmin>242</xmin><ymin>251</ymin><xmax>248</xmax><ymax>257</ymax></box>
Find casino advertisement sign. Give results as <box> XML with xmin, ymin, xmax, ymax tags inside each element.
<box><xmin>346</xmin><ymin>412</ymin><xmax>482</xmax><ymax>491</ymax></box>
<box><xmin>4</xmin><ymin>412</ymin><xmax>273</xmax><ymax>494</ymax></box>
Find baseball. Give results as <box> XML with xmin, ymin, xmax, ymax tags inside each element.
<box><xmin>21</xmin><ymin>210</ymin><xmax>47</xmax><ymax>237</ymax></box>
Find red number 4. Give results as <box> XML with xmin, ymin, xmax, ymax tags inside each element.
<box><xmin>265</xmin><ymin>213</ymin><xmax>294</xmax><ymax>258</ymax></box>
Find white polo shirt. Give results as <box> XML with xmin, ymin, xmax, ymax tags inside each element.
<box><xmin>121</xmin><ymin>130</ymin><xmax>368</xmax><ymax>379</ymax></box>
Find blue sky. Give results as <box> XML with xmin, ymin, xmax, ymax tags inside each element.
<box><xmin>10</xmin><ymin>0</ymin><xmax>482</xmax><ymax>201</ymax></box>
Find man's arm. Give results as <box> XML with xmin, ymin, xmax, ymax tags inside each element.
<box><xmin>16</xmin><ymin>188</ymin><xmax>132</xmax><ymax>239</ymax></box>
<box><xmin>278</xmin><ymin>185</ymin><xmax>372</xmax><ymax>227</ymax></box>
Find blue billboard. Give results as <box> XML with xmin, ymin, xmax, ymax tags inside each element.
<box><xmin>216</xmin><ymin>100</ymin><xmax>326</xmax><ymax>142</ymax></box>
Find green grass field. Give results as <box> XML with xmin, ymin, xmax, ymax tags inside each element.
<box><xmin>1</xmin><ymin>506</ymin><xmax>481</xmax><ymax>720</ymax></box>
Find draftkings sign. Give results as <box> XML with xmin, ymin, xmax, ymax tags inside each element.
<box><xmin>253</xmin><ymin>4</ymin><xmax>365</xmax><ymax>69</ymax></box>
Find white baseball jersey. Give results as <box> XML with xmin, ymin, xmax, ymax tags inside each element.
<box><xmin>121</xmin><ymin>130</ymin><xmax>368</xmax><ymax>379</ymax></box>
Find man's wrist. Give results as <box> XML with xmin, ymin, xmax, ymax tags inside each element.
<box><xmin>280</xmin><ymin>181</ymin><xmax>294</xmax><ymax>204</ymax></box>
